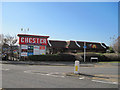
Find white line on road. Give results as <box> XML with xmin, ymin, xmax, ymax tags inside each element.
<box><xmin>92</xmin><ymin>80</ymin><xmax>118</xmax><ymax>85</ymax></box>
<box><xmin>24</xmin><ymin>70</ymin><xmax>31</xmax><ymax>73</ymax></box>
<box><xmin>24</xmin><ymin>70</ymin><xmax>65</xmax><ymax>78</ymax></box>
<box><xmin>40</xmin><ymin>73</ymin><xmax>65</xmax><ymax>78</ymax></box>
<box><xmin>79</xmin><ymin>77</ymin><xmax>85</xmax><ymax>80</ymax></box>
<box><xmin>2</xmin><ymin>69</ymin><xmax>10</xmax><ymax>71</ymax></box>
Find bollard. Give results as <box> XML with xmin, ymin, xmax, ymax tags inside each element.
<box><xmin>74</xmin><ymin>60</ymin><xmax>79</xmax><ymax>74</ymax></box>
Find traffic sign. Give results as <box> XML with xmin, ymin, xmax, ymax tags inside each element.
<box><xmin>83</xmin><ymin>46</ymin><xmax>87</xmax><ymax>48</ymax></box>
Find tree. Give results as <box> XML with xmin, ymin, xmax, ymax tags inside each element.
<box><xmin>2</xmin><ymin>34</ymin><xmax>18</xmax><ymax>60</ymax></box>
<box><xmin>112</xmin><ymin>36</ymin><xmax>120</xmax><ymax>53</ymax></box>
<box><xmin>2</xmin><ymin>34</ymin><xmax>17</xmax><ymax>46</ymax></box>
<box><xmin>110</xmin><ymin>35</ymin><xmax>120</xmax><ymax>53</ymax></box>
<box><xmin>0</xmin><ymin>34</ymin><xmax>3</xmax><ymax>60</ymax></box>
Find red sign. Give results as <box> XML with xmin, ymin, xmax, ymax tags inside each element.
<box><xmin>40</xmin><ymin>46</ymin><xmax>45</xmax><ymax>50</ymax></box>
<box><xmin>19</xmin><ymin>37</ymin><xmax>48</xmax><ymax>45</ymax></box>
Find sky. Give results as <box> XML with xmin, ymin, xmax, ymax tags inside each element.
<box><xmin>2</xmin><ymin>2</ymin><xmax>118</xmax><ymax>46</ymax></box>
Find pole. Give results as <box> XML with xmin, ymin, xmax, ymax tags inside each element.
<box><xmin>74</xmin><ymin>60</ymin><xmax>79</xmax><ymax>74</ymax></box>
<box><xmin>19</xmin><ymin>45</ymin><xmax>21</xmax><ymax>61</ymax></box>
<box><xmin>84</xmin><ymin>42</ymin><xmax>86</xmax><ymax>62</ymax></box>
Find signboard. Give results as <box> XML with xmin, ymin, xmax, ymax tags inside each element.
<box><xmin>13</xmin><ymin>50</ymin><xmax>17</xmax><ymax>54</ymax></box>
<box><xmin>21</xmin><ymin>52</ymin><xmax>27</xmax><ymax>56</ymax></box>
<box><xmin>19</xmin><ymin>37</ymin><xmax>47</xmax><ymax>45</ymax></box>
<box><xmin>83</xmin><ymin>46</ymin><xmax>87</xmax><ymax>49</ymax></box>
<box><xmin>91</xmin><ymin>44</ymin><xmax>97</xmax><ymax>48</ymax></box>
<box><xmin>21</xmin><ymin>45</ymin><xmax>28</xmax><ymax>49</ymax></box>
<box><xmin>28</xmin><ymin>52</ymin><xmax>33</xmax><ymax>56</ymax></box>
<box><xmin>34</xmin><ymin>46</ymin><xmax>40</xmax><ymax>55</ymax></box>
<box><xmin>21</xmin><ymin>45</ymin><xmax>28</xmax><ymax>56</ymax></box>
<box><xmin>39</xmin><ymin>46</ymin><xmax>46</xmax><ymax>55</ymax></box>
<box><xmin>28</xmin><ymin>46</ymin><xmax>33</xmax><ymax>56</ymax></box>
<box><xmin>18</xmin><ymin>34</ymin><xmax>49</xmax><ymax>57</ymax></box>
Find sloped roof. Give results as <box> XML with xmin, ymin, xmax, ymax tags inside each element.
<box><xmin>47</xmin><ymin>40</ymin><xmax>108</xmax><ymax>50</ymax></box>
<box><xmin>47</xmin><ymin>40</ymin><xmax>67</xmax><ymax>48</ymax></box>
<box><xmin>67</xmin><ymin>41</ymin><xmax>80</xmax><ymax>49</ymax></box>
<box><xmin>77</xmin><ymin>41</ymin><xmax>107</xmax><ymax>50</ymax></box>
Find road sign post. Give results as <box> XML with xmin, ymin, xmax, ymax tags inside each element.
<box><xmin>84</xmin><ymin>42</ymin><xmax>86</xmax><ymax>62</ymax></box>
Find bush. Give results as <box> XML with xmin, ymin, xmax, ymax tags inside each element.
<box><xmin>28</xmin><ymin>54</ymin><xmax>76</xmax><ymax>61</ymax></box>
<box><xmin>76</xmin><ymin>53</ymin><xmax>120</xmax><ymax>62</ymax></box>
<box><xmin>27</xmin><ymin>53</ymin><xmax>120</xmax><ymax>62</ymax></box>
<box><xmin>102</xmin><ymin>53</ymin><xmax>120</xmax><ymax>61</ymax></box>
<box><xmin>80</xmin><ymin>53</ymin><xmax>101</xmax><ymax>62</ymax></box>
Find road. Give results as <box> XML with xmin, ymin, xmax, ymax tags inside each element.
<box><xmin>1</xmin><ymin>63</ymin><xmax>119</xmax><ymax>88</ymax></box>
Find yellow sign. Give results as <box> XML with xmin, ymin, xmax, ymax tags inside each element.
<box><xmin>75</xmin><ymin>66</ymin><xmax>78</xmax><ymax>71</ymax></box>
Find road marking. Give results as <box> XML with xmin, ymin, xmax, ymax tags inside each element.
<box><xmin>24</xmin><ymin>70</ymin><xmax>65</xmax><ymax>78</ymax></box>
<box><xmin>92</xmin><ymin>80</ymin><xmax>118</xmax><ymax>85</ymax></box>
<box><xmin>79</xmin><ymin>77</ymin><xmax>85</xmax><ymax>80</ymax></box>
<box><xmin>41</xmin><ymin>73</ymin><xmax>65</xmax><ymax>78</ymax></box>
<box><xmin>24</xmin><ymin>70</ymin><xmax>31</xmax><ymax>73</ymax></box>
<box><xmin>2</xmin><ymin>69</ymin><xmax>9</xmax><ymax>71</ymax></box>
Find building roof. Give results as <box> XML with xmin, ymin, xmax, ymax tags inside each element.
<box><xmin>17</xmin><ymin>34</ymin><xmax>49</xmax><ymax>38</ymax></box>
<box><xmin>47</xmin><ymin>40</ymin><xmax>67</xmax><ymax>48</ymax></box>
<box><xmin>67</xmin><ymin>41</ymin><xmax>80</xmax><ymax>49</ymax></box>
<box><xmin>47</xmin><ymin>40</ymin><xmax>108</xmax><ymax>50</ymax></box>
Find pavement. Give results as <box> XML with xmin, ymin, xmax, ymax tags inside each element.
<box><xmin>0</xmin><ymin>60</ymin><xmax>119</xmax><ymax>67</ymax></box>
<box><xmin>0</xmin><ymin>60</ymin><xmax>96</xmax><ymax>66</ymax></box>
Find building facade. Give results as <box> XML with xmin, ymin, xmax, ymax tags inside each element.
<box><xmin>17</xmin><ymin>34</ymin><xmax>108</xmax><ymax>56</ymax></box>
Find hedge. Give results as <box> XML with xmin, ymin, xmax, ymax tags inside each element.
<box><xmin>102</xmin><ymin>53</ymin><xmax>120</xmax><ymax>61</ymax></box>
<box><xmin>27</xmin><ymin>53</ymin><xmax>120</xmax><ymax>62</ymax></box>
<box><xmin>28</xmin><ymin>54</ymin><xmax>76</xmax><ymax>61</ymax></box>
<box><xmin>77</xmin><ymin>53</ymin><xmax>120</xmax><ymax>62</ymax></box>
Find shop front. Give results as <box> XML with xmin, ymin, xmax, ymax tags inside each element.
<box><xmin>17</xmin><ymin>34</ymin><xmax>49</xmax><ymax>57</ymax></box>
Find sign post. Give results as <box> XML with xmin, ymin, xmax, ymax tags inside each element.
<box><xmin>84</xmin><ymin>42</ymin><xmax>86</xmax><ymax>62</ymax></box>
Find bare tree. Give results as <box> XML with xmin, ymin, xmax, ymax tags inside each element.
<box><xmin>3</xmin><ymin>34</ymin><xmax>17</xmax><ymax>46</ymax></box>
<box><xmin>0</xmin><ymin>34</ymin><xmax>3</xmax><ymax>60</ymax></box>
<box><xmin>112</xmin><ymin>36</ymin><xmax>120</xmax><ymax>53</ymax></box>
<box><xmin>2</xmin><ymin>34</ymin><xmax>18</xmax><ymax>60</ymax></box>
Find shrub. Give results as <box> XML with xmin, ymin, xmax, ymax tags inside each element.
<box><xmin>28</xmin><ymin>54</ymin><xmax>76</xmax><ymax>61</ymax></box>
<box><xmin>76</xmin><ymin>53</ymin><xmax>120</xmax><ymax>62</ymax></box>
<box><xmin>102</xmin><ymin>53</ymin><xmax>120</xmax><ymax>61</ymax></box>
<box><xmin>27</xmin><ymin>53</ymin><xmax>120</xmax><ymax>62</ymax></box>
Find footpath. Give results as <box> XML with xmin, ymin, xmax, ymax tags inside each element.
<box><xmin>0</xmin><ymin>60</ymin><xmax>98</xmax><ymax>67</ymax></box>
<box><xmin>0</xmin><ymin>60</ymin><xmax>119</xmax><ymax>67</ymax></box>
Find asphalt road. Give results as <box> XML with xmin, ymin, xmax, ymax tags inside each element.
<box><xmin>1</xmin><ymin>63</ymin><xmax>119</xmax><ymax>88</ymax></box>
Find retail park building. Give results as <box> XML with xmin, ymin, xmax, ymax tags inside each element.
<box><xmin>17</xmin><ymin>34</ymin><xmax>108</xmax><ymax>57</ymax></box>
